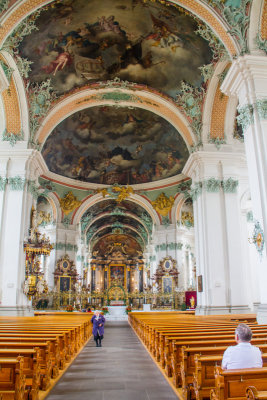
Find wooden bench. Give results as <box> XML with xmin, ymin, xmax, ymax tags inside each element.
<box><xmin>193</xmin><ymin>353</ymin><xmax>267</xmax><ymax>400</ymax></box>
<box><xmin>0</xmin><ymin>357</ymin><xmax>25</xmax><ymax>400</ymax></box>
<box><xmin>210</xmin><ymin>367</ymin><xmax>267</xmax><ymax>400</ymax></box>
<box><xmin>246</xmin><ymin>386</ymin><xmax>267</xmax><ymax>400</ymax></box>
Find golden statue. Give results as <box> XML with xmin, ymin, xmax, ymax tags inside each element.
<box><xmin>59</xmin><ymin>191</ymin><xmax>82</xmax><ymax>215</ymax></box>
<box><xmin>152</xmin><ymin>192</ymin><xmax>174</xmax><ymax>217</ymax></box>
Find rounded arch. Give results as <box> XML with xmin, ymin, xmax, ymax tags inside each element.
<box><xmin>171</xmin><ymin>193</ymin><xmax>188</xmax><ymax>223</ymax></box>
<box><xmin>202</xmin><ymin>60</ymin><xmax>230</xmax><ymax>143</ymax></box>
<box><xmin>73</xmin><ymin>193</ymin><xmax>161</xmax><ymax>227</ymax></box>
<box><xmin>88</xmin><ymin>224</ymin><xmax>146</xmax><ymax>248</ymax></box>
<box><xmin>83</xmin><ymin>211</ymin><xmax>150</xmax><ymax>238</ymax></box>
<box><xmin>36</xmin><ymin>87</ymin><xmax>195</xmax><ymax>149</ymax></box>
<box><xmin>248</xmin><ymin>0</ymin><xmax>266</xmax><ymax>54</ymax></box>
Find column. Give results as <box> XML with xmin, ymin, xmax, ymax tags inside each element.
<box><xmin>183</xmin><ymin>150</ymin><xmax>250</xmax><ymax>314</ymax></box>
<box><xmin>0</xmin><ymin>149</ymin><xmax>45</xmax><ymax>314</ymax></box>
<box><xmin>221</xmin><ymin>55</ymin><xmax>267</xmax><ymax>322</ymax></box>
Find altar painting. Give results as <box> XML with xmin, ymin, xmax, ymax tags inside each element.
<box><xmin>60</xmin><ymin>276</ymin><xmax>71</xmax><ymax>292</ymax></box>
<box><xmin>109</xmin><ymin>265</ymin><xmax>125</xmax><ymax>288</ymax></box>
<box><xmin>162</xmin><ymin>276</ymin><xmax>172</xmax><ymax>293</ymax></box>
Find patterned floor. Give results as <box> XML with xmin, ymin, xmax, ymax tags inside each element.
<box><xmin>45</xmin><ymin>321</ymin><xmax>178</xmax><ymax>400</ymax></box>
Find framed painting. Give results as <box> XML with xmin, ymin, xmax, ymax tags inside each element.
<box><xmin>162</xmin><ymin>276</ymin><xmax>173</xmax><ymax>294</ymax></box>
<box><xmin>60</xmin><ymin>276</ymin><xmax>71</xmax><ymax>292</ymax></box>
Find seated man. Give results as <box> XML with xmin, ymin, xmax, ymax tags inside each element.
<box><xmin>222</xmin><ymin>323</ymin><xmax>263</xmax><ymax>369</ymax></box>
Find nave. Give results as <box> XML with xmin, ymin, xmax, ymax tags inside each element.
<box><xmin>46</xmin><ymin>322</ymin><xmax>178</xmax><ymax>400</ymax></box>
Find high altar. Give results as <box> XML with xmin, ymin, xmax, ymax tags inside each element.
<box><xmin>90</xmin><ymin>235</ymin><xmax>144</xmax><ymax>304</ymax></box>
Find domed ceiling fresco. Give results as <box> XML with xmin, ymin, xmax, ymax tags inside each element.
<box><xmin>19</xmin><ymin>0</ymin><xmax>212</xmax><ymax>97</ymax></box>
<box><xmin>42</xmin><ymin>106</ymin><xmax>189</xmax><ymax>185</ymax></box>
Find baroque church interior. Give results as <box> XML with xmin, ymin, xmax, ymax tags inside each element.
<box><xmin>0</xmin><ymin>0</ymin><xmax>267</xmax><ymax>399</ymax></box>
<box><xmin>0</xmin><ymin>0</ymin><xmax>267</xmax><ymax>319</ymax></box>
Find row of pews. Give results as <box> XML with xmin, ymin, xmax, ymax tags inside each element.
<box><xmin>129</xmin><ymin>312</ymin><xmax>267</xmax><ymax>400</ymax></box>
<box><xmin>0</xmin><ymin>312</ymin><xmax>93</xmax><ymax>400</ymax></box>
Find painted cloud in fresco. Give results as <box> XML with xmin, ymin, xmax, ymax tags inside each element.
<box><xmin>42</xmin><ymin>106</ymin><xmax>189</xmax><ymax>185</ymax></box>
<box><xmin>19</xmin><ymin>0</ymin><xmax>212</xmax><ymax>97</ymax></box>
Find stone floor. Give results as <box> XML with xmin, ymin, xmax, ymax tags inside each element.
<box><xmin>46</xmin><ymin>321</ymin><xmax>178</xmax><ymax>400</ymax></box>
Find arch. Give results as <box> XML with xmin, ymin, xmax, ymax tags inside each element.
<box><xmin>172</xmin><ymin>193</ymin><xmax>188</xmax><ymax>223</ymax></box>
<box><xmin>83</xmin><ymin>212</ymin><xmax>150</xmax><ymax>238</ymax></box>
<box><xmin>87</xmin><ymin>224</ymin><xmax>146</xmax><ymax>247</ymax></box>
<box><xmin>248</xmin><ymin>0</ymin><xmax>266</xmax><ymax>54</ymax></box>
<box><xmin>73</xmin><ymin>193</ymin><xmax>161</xmax><ymax>227</ymax></box>
<box><xmin>36</xmin><ymin>88</ymin><xmax>194</xmax><ymax>148</ymax></box>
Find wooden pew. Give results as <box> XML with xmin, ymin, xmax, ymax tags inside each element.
<box><xmin>246</xmin><ymin>386</ymin><xmax>267</xmax><ymax>400</ymax></box>
<box><xmin>210</xmin><ymin>367</ymin><xmax>267</xmax><ymax>400</ymax></box>
<box><xmin>193</xmin><ymin>353</ymin><xmax>267</xmax><ymax>400</ymax></box>
<box><xmin>0</xmin><ymin>357</ymin><xmax>25</xmax><ymax>400</ymax></box>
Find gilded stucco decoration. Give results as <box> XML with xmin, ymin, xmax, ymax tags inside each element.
<box><xmin>59</xmin><ymin>191</ymin><xmax>82</xmax><ymax>215</ymax></box>
<box><xmin>97</xmin><ymin>185</ymin><xmax>134</xmax><ymax>203</ymax></box>
<box><xmin>151</xmin><ymin>192</ymin><xmax>174</xmax><ymax>217</ymax></box>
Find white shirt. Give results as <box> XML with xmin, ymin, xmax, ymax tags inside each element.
<box><xmin>222</xmin><ymin>342</ymin><xmax>263</xmax><ymax>370</ymax></box>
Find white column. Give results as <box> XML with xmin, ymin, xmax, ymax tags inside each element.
<box><xmin>0</xmin><ymin>150</ymin><xmax>46</xmax><ymax>314</ymax></box>
<box><xmin>221</xmin><ymin>55</ymin><xmax>267</xmax><ymax>322</ymax></box>
<box><xmin>183</xmin><ymin>150</ymin><xmax>250</xmax><ymax>314</ymax></box>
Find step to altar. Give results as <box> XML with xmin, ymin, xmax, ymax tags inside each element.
<box><xmin>105</xmin><ymin>305</ymin><xmax>128</xmax><ymax>321</ymax></box>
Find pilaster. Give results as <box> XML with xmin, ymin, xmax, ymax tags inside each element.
<box><xmin>183</xmin><ymin>149</ymin><xmax>251</xmax><ymax>315</ymax></box>
<box><xmin>0</xmin><ymin>149</ymin><xmax>46</xmax><ymax>314</ymax></box>
<box><xmin>221</xmin><ymin>55</ymin><xmax>267</xmax><ymax>321</ymax></box>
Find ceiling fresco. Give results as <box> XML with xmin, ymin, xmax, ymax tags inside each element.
<box><xmin>42</xmin><ymin>106</ymin><xmax>189</xmax><ymax>185</ymax></box>
<box><xmin>92</xmin><ymin>233</ymin><xmax>142</xmax><ymax>257</ymax></box>
<box><xmin>86</xmin><ymin>214</ymin><xmax>147</xmax><ymax>236</ymax></box>
<box><xmin>18</xmin><ymin>0</ymin><xmax>212</xmax><ymax>97</ymax></box>
<box><xmin>81</xmin><ymin>199</ymin><xmax>152</xmax><ymax>222</ymax></box>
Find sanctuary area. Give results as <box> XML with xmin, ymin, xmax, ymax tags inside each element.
<box><xmin>0</xmin><ymin>0</ymin><xmax>266</xmax><ymax>321</ymax></box>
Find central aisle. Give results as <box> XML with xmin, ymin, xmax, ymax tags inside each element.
<box><xmin>46</xmin><ymin>321</ymin><xmax>178</xmax><ymax>400</ymax></box>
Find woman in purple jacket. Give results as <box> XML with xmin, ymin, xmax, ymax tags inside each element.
<box><xmin>91</xmin><ymin>310</ymin><xmax>105</xmax><ymax>347</ymax></box>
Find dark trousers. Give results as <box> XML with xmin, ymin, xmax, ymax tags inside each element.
<box><xmin>94</xmin><ymin>332</ymin><xmax>103</xmax><ymax>346</ymax></box>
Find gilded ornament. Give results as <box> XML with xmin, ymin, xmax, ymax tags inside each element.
<box><xmin>181</xmin><ymin>211</ymin><xmax>194</xmax><ymax>228</ymax></box>
<box><xmin>59</xmin><ymin>191</ymin><xmax>81</xmax><ymax>215</ymax></box>
<box><xmin>152</xmin><ymin>192</ymin><xmax>174</xmax><ymax>217</ymax></box>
